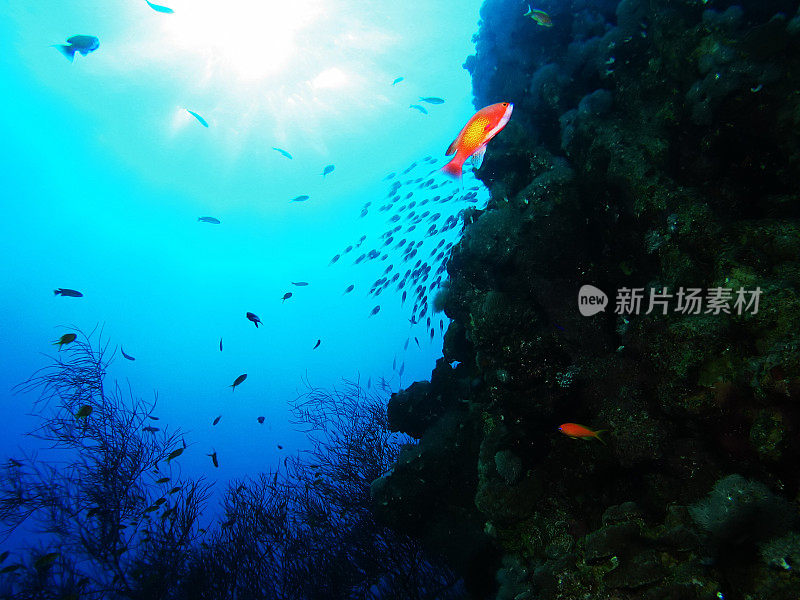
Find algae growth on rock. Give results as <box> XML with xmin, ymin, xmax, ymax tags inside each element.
<box><xmin>373</xmin><ymin>1</ymin><xmax>800</xmax><ymax>598</ymax></box>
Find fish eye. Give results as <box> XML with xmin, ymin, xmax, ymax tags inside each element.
<box><xmin>502</xmin><ymin>102</ymin><xmax>508</xmax><ymax>106</ymax></box>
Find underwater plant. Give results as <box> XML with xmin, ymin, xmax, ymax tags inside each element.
<box><xmin>0</xmin><ymin>330</ymin><xmax>211</xmax><ymax>599</ymax></box>
<box><xmin>1</xmin><ymin>335</ymin><xmax>463</xmax><ymax>599</ymax></box>
<box><xmin>184</xmin><ymin>377</ymin><xmax>465</xmax><ymax>599</ymax></box>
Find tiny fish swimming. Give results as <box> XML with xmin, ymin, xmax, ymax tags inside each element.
<box><xmin>54</xmin><ymin>35</ymin><xmax>99</xmax><ymax>62</ymax></box>
<box><xmin>145</xmin><ymin>0</ymin><xmax>174</xmax><ymax>13</ymax></box>
<box><xmin>54</xmin><ymin>288</ymin><xmax>83</xmax><ymax>297</ymax></box>
<box><xmin>558</xmin><ymin>423</ymin><xmax>607</xmax><ymax>444</ymax></box>
<box><xmin>186</xmin><ymin>109</ymin><xmax>209</xmax><ymax>127</ymax></box>
<box><xmin>53</xmin><ymin>333</ymin><xmax>76</xmax><ymax>350</ymax></box>
<box><xmin>230</xmin><ymin>374</ymin><xmax>247</xmax><ymax>391</ymax></box>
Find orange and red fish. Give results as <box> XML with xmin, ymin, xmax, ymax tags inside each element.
<box><xmin>558</xmin><ymin>423</ymin><xmax>607</xmax><ymax>444</ymax></box>
<box><xmin>441</xmin><ymin>102</ymin><xmax>513</xmax><ymax>180</ymax></box>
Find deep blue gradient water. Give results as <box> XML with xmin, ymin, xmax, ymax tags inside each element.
<box><xmin>0</xmin><ymin>0</ymin><xmax>488</xmax><ymax>541</ymax></box>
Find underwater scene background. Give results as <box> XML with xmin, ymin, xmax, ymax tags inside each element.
<box><xmin>2</xmin><ymin>0</ymin><xmax>800</xmax><ymax>598</ymax></box>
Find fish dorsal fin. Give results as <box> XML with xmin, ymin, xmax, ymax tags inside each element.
<box><xmin>471</xmin><ymin>144</ymin><xmax>487</xmax><ymax>169</ymax></box>
<box><xmin>445</xmin><ymin>138</ymin><xmax>458</xmax><ymax>156</ymax></box>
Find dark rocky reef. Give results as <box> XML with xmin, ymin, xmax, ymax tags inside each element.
<box><xmin>372</xmin><ymin>1</ymin><xmax>800</xmax><ymax>598</ymax></box>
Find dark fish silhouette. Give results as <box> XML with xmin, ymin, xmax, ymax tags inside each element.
<box><xmin>322</xmin><ymin>164</ymin><xmax>335</xmax><ymax>176</ymax></box>
<box><xmin>409</xmin><ymin>104</ymin><xmax>428</xmax><ymax>114</ymax></box>
<box><xmin>329</xmin><ymin>254</ymin><xmax>340</xmax><ymax>265</ymax></box>
<box><xmin>167</xmin><ymin>447</ymin><xmax>183</xmax><ymax>462</ymax></box>
<box><xmin>290</xmin><ymin>195</ymin><xmax>310</xmax><ymax>202</ymax></box>
<box><xmin>343</xmin><ymin>284</ymin><xmax>354</xmax><ymax>294</ymax></box>
<box><xmin>392</xmin><ymin>77</ymin><xmax>404</xmax><ymax>85</ymax></box>
<box><xmin>273</xmin><ymin>147</ymin><xmax>293</xmax><ymax>159</ymax></box>
<box><xmin>313</xmin><ymin>339</ymin><xmax>321</xmax><ymax>349</ymax></box>
<box><xmin>207</xmin><ymin>450</ymin><xmax>218</xmax><ymax>468</ymax></box>
<box><xmin>198</xmin><ymin>216</ymin><xmax>220</xmax><ymax>224</ymax></box>
<box><xmin>291</xmin><ymin>281</ymin><xmax>309</xmax><ymax>286</ymax></box>
<box><xmin>186</xmin><ymin>109</ymin><xmax>209</xmax><ymax>127</ymax></box>
<box><xmin>54</xmin><ymin>35</ymin><xmax>99</xmax><ymax>61</ymax></box>
<box><xmin>369</xmin><ymin>305</ymin><xmax>380</xmax><ymax>317</ymax></box>
<box><xmin>230</xmin><ymin>373</ymin><xmax>247</xmax><ymax>391</ymax></box>
<box><xmin>54</xmin><ymin>288</ymin><xmax>83</xmax><ymax>297</ymax></box>
<box><xmin>219</xmin><ymin>337</ymin><xmax>223</xmax><ymax>351</ymax></box>
<box><xmin>246</xmin><ymin>312</ymin><xmax>261</xmax><ymax>327</ymax></box>
<box><xmin>143</xmin><ymin>426</ymin><xmax>159</xmax><ymax>433</ymax></box>
<box><xmin>257</xmin><ymin>416</ymin><xmax>265</xmax><ymax>424</ymax></box>
<box><xmin>281</xmin><ymin>292</ymin><xmax>292</xmax><ymax>302</ymax></box>
<box><xmin>53</xmin><ymin>333</ymin><xmax>76</xmax><ymax>350</ymax></box>
<box><xmin>420</xmin><ymin>96</ymin><xmax>445</xmax><ymax>104</ymax></box>
<box><xmin>120</xmin><ymin>347</ymin><xmax>136</xmax><ymax>361</ymax></box>
<box><xmin>212</xmin><ymin>415</ymin><xmax>221</xmax><ymax>426</ymax></box>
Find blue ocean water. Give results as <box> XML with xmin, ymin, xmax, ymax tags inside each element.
<box><xmin>0</xmin><ymin>0</ymin><xmax>486</xmax><ymax>555</ymax></box>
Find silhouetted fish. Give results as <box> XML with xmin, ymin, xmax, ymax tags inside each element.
<box><xmin>369</xmin><ymin>305</ymin><xmax>380</xmax><ymax>317</ymax></box>
<box><xmin>120</xmin><ymin>347</ymin><xmax>136</xmax><ymax>361</ymax></box>
<box><xmin>290</xmin><ymin>195</ymin><xmax>310</xmax><ymax>202</ymax></box>
<box><xmin>53</xmin><ymin>333</ymin><xmax>76</xmax><ymax>350</ymax></box>
<box><xmin>257</xmin><ymin>416</ymin><xmax>265</xmax><ymax>424</ymax></box>
<box><xmin>213</xmin><ymin>415</ymin><xmax>221</xmax><ymax>426</ymax></box>
<box><xmin>219</xmin><ymin>338</ymin><xmax>223</xmax><ymax>351</ymax></box>
<box><xmin>292</xmin><ymin>281</ymin><xmax>309</xmax><ymax>286</ymax></box>
<box><xmin>420</xmin><ymin>96</ymin><xmax>445</xmax><ymax>104</ymax></box>
<box><xmin>281</xmin><ymin>292</ymin><xmax>292</xmax><ymax>302</ymax></box>
<box><xmin>198</xmin><ymin>216</ymin><xmax>220</xmax><ymax>224</ymax></box>
<box><xmin>273</xmin><ymin>147</ymin><xmax>293</xmax><ymax>159</ymax></box>
<box><xmin>313</xmin><ymin>339</ymin><xmax>321</xmax><ymax>349</ymax></box>
<box><xmin>230</xmin><ymin>373</ymin><xmax>247</xmax><ymax>391</ymax></box>
<box><xmin>54</xmin><ymin>288</ymin><xmax>83</xmax><ymax>297</ymax></box>
<box><xmin>186</xmin><ymin>109</ymin><xmax>209</xmax><ymax>127</ymax></box>
<box><xmin>246</xmin><ymin>312</ymin><xmax>261</xmax><ymax>328</ymax></box>
<box><xmin>344</xmin><ymin>284</ymin><xmax>354</xmax><ymax>294</ymax></box>
<box><xmin>409</xmin><ymin>104</ymin><xmax>428</xmax><ymax>114</ymax></box>
<box><xmin>146</xmin><ymin>1</ymin><xmax>174</xmax><ymax>13</ymax></box>
<box><xmin>392</xmin><ymin>77</ymin><xmax>404</xmax><ymax>85</ymax></box>
<box><xmin>54</xmin><ymin>35</ymin><xmax>99</xmax><ymax>61</ymax></box>
<box><xmin>322</xmin><ymin>164</ymin><xmax>335</xmax><ymax>176</ymax></box>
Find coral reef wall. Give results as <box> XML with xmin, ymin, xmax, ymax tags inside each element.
<box><xmin>372</xmin><ymin>1</ymin><xmax>800</xmax><ymax>598</ymax></box>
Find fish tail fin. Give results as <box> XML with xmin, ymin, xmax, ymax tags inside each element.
<box><xmin>440</xmin><ymin>156</ymin><xmax>464</xmax><ymax>183</ymax></box>
<box><xmin>53</xmin><ymin>289</ymin><xmax>59</xmax><ymax>295</ymax></box>
<box><xmin>54</xmin><ymin>44</ymin><xmax>76</xmax><ymax>62</ymax></box>
<box><xmin>594</xmin><ymin>430</ymin><xmax>608</xmax><ymax>445</ymax></box>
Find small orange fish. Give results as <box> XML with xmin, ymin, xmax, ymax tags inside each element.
<box><xmin>525</xmin><ymin>7</ymin><xmax>553</xmax><ymax>27</ymax></box>
<box><xmin>558</xmin><ymin>423</ymin><xmax>607</xmax><ymax>444</ymax></box>
<box><xmin>441</xmin><ymin>102</ymin><xmax>513</xmax><ymax>181</ymax></box>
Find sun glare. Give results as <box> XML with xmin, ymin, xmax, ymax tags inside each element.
<box><xmin>160</xmin><ymin>0</ymin><xmax>321</xmax><ymax>80</ymax></box>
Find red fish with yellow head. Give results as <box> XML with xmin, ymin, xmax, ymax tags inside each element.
<box><xmin>441</xmin><ymin>102</ymin><xmax>513</xmax><ymax>180</ymax></box>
